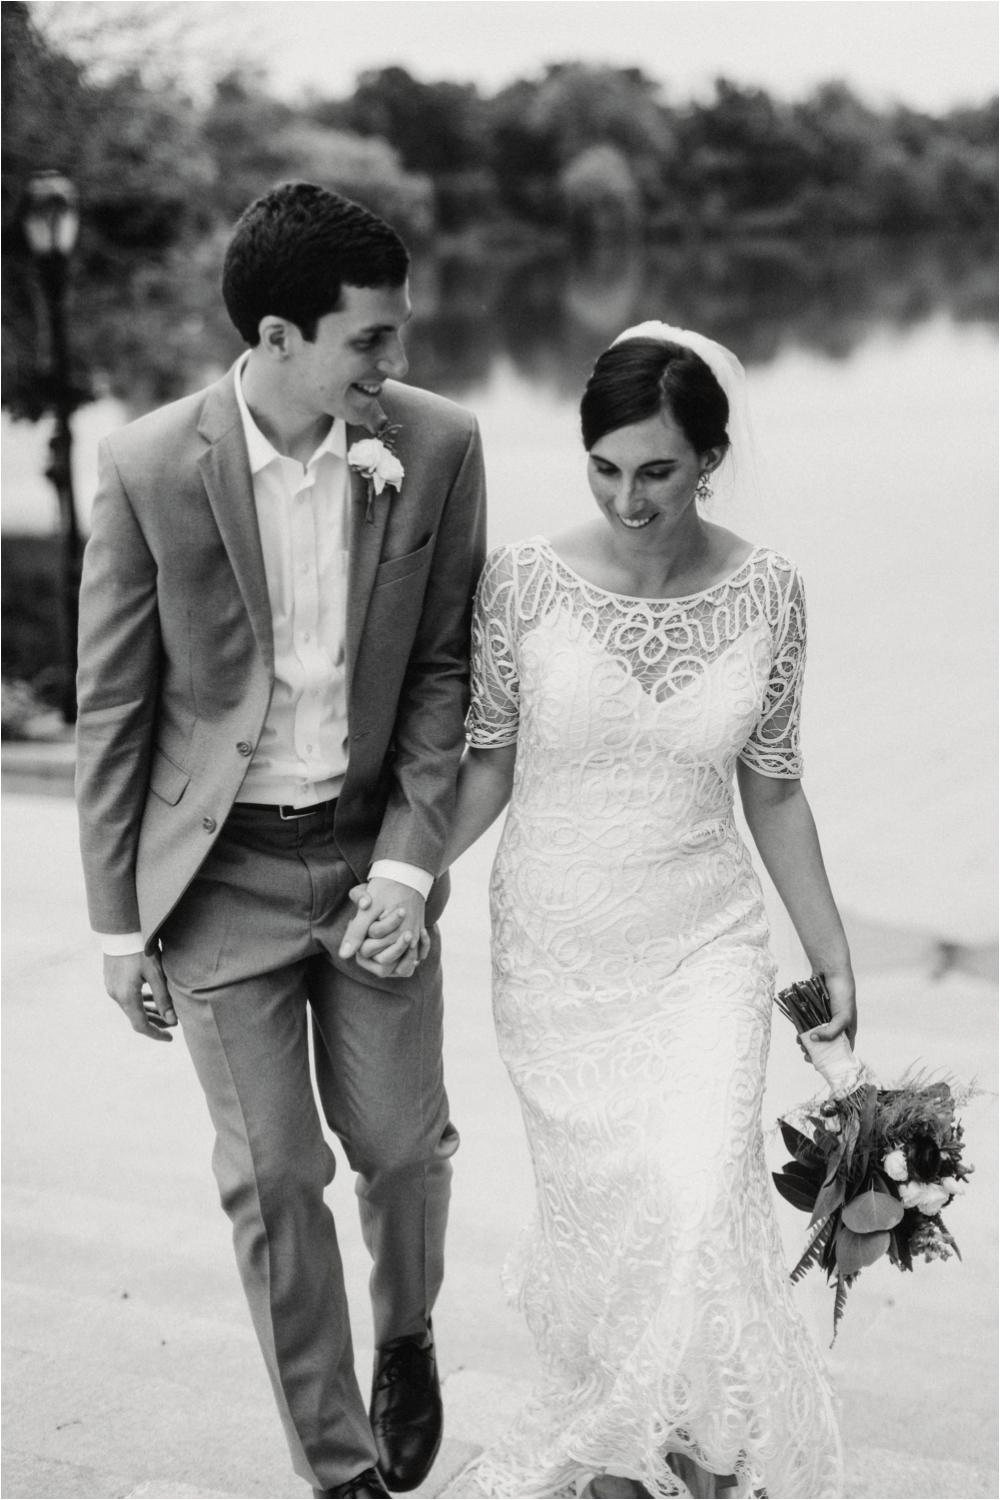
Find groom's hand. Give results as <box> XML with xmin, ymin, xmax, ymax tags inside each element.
<box><xmin>355</xmin><ymin>894</ymin><xmax>433</xmax><ymax>971</ymax></box>
<box><xmin>104</xmin><ymin>950</ymin><xmax>178</xmax><ymax>1041</ymax></box>
<box><xmin>340</xmin><ymin>879</ymin><xmax>427</xmax><ymax>978</ymax></box>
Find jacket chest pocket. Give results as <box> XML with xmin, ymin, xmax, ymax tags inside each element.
<box><xmin>373</xmin><ymin>534</ymin><xmax>434</xmax><ymax>589</ymax></box>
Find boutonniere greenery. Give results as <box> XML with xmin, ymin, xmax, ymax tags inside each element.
<box><xmin>348</xmin><ymin>421</ymin><xmax>404</xmax><ymax>523</ymax></box>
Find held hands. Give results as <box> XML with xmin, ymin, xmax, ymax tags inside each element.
<box><xmin>104</xmin><ymin>950</ymin><xmax>178</xmax><ymax>1041</ymax></box>
<box><xmin>339</xmin><ymin>878</ymin><xmax>431</xmax><ymax>979</ymax></box>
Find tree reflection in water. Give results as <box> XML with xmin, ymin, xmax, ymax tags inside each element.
<box><xmin>403</xmin><ymin>235</ymin><xmax>998</xmax><ymax>401</ymax></box>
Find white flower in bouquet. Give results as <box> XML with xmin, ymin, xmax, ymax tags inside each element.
<box><xmin>882</xmin><ymin>1149</ymin><xmax>908</xmax><ymax>1181</ymax></box>
<box><xmin>348</xmin><ymin>438</ymin><xmax>405</xmax><ymax>495</ymax></box>
<box><xmin>940</xmin><ymin>1175</ymin><xmax>965</xmax><ymax>1196</ymax></box>
<box><xmin>899</xmin><ymin>1180</ymin><xmax>950</xmax><ymax>1215</ymax></box>
<box><xmin>914</xmin><ymin>1183</ymin><xmax>950</xmax><ymax>1215</ymax></box>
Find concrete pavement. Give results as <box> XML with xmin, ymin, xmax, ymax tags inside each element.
<box><xmin>2</xmin><ymin>789</ymin><xmax>997</xmax><ymax>1499</ymax></box>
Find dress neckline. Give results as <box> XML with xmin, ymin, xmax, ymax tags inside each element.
<box><xmin>534</xmin><ymin>536</ymin><xmax>765</xmax><ymax>606</ymax></box>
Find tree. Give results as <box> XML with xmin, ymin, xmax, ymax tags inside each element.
<box><xmin>203</xmin><ymin>71</ymin><xmax>435</xmax><ymax>240</ymax></box>
<box><xmin>2</xmin><ymin>2</ymin><xmax>217</xmax><ymax>416</ymax></box>
<box><xmin>200</xmin><ymin>70</ymin><xmax>297</xmax><ymax>222</ymax></box>
<box><xmin>671</xmin><ymin>80</ymin><xmax>817</xmax><ymax>226</ymax></box>
<box><xmin>560</xmin><ymin>145</ymin><xmax>642</xmax><ymax>242</ymax></box>
<box><xmin>314</xmin><ymin>66</ymin><xmax>493</xmax><ymax>232</ymax></box>
<box><xmin>332</xmin><ymin>65</ymin><xmax>488</xmax><ymax>178</ymax></box>
<box><xmin>275</xmin><ymin>122</ymin><xmax>434</xmax><ymax>241</ymax></box>
<box><xmin>486</xmin><ymin>65</ymin><xmax>674</xmax><ymax>227</ymax></box>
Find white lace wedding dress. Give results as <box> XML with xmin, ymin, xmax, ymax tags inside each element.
<box><xmin>457</xmin><ymin>539</ymin><xmax>844</xmax><ymax>1499</ymax></box>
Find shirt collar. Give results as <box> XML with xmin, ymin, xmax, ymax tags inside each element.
<box><xmin>234</xmin><ymin>353</ymin><xmax>346</xmax><ymax>475</ymax></box>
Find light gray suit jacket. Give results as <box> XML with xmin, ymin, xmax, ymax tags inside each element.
<box><xmin>76</xmin><ymin>370</ymin><xmax>487</xmax><ymax>953</ymax></box>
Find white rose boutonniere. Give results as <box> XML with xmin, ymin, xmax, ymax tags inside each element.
<box><xmin>348</xmin><ymin>422</ymin><xmax>404</xmax><ymax>522</ymax></box>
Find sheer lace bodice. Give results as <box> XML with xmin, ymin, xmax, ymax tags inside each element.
<box><xmin>454</xmin><ymin>539</ymin><xmax>843</xmax><ymax>1499</ymax></box>
<box><xmin>468</xmin><ymin>538</ymin><xmax>806</xmax><ymax>773</ymax></box>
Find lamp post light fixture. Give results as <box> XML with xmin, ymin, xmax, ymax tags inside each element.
<box><xmin>23</xmin><ymin>170</ymin><xmax>83</xmax><ymax>725</ymax></box>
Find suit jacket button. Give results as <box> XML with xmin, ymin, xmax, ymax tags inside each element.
<box><xmin>236</xmin><ymin>741</ymin><xmax>252</xmax><ymax>756</ymax></box>
<box><xmin>202</xmin><ymin>815</ymin><xmax>216</xmax><ymax>833</ymax></box>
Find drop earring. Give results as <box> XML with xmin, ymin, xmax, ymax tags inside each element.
<box><xmin>695</xmin><ymin>470</ymin><xmax>714</xmax><ymax>503</ymax></box>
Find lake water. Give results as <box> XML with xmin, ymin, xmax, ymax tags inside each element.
<box><xmin>3</xmin><ymin>239</ymin><xmax>996</xmax><ymax>940</ymax></box>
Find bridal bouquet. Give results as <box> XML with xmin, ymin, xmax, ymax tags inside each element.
<box><xmin>772</xmin><ymin>976</ymin><xmax>973</xmax><ymax>1339</ymax></box>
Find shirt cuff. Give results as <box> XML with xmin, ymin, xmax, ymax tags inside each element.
<box><xmin>97</xmin><ymin>931</ymin><xmax>145</xmax><ymax>957</ymax></box>
<box><xmin>368</xmin><ymin>860</ymin><xmax>434</xmax><ymax>900</ymax></box>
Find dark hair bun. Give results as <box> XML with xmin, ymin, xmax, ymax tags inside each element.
<box><xmin>581</xmin><ymin>337</ymin><xmax>730</xmax><ymax>455</ymax></box>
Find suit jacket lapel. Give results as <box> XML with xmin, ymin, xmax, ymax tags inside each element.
<box><xmin>197</xmin><ymin>375</ymin><xmax>274</xmax><ymax>676</ymax></box>
<box><xmin>345</xmin><ymin>421</ymin><xmax>390</xmax><ymax>689</ymax></box>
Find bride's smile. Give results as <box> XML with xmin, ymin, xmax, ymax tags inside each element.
<box><xmin>588</xmin><ymin>406</ymin><xmax>720</xmax><ymax>537</ymax></box>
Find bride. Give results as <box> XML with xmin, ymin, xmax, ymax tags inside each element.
<box><xmin>369</xmin><ymin>324</ymin><xmax>853</xmax><ymax>1497</ymax></box>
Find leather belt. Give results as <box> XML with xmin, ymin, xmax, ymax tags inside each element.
<box><xmin>239</xmin><ymin>799</ymin><xmax>338</xmax><ymax>821</ymax></box>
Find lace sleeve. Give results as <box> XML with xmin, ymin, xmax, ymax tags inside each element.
<box><xmin>466</xmin><ymin>545</ymin><xmax>520</xmax><ymax>748</ymax></box>
<box><xmin>739</xmin><ymin>561</ymin><xmax>806</xmax><ymax>778</ymax></box>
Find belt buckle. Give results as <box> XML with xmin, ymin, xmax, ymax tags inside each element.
<box><xmin>279</xmin><ymin>803</ymin><xmax>315</xmax><ymax>820</ymax></box>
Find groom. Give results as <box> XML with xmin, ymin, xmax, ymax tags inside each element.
<box><xmin>75</xmin><ymin>182</ymin><xmax>486</xmax><ymax>1498</ymax></box>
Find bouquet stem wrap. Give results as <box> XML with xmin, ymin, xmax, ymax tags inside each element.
<box><xmin>800</xmin><ymin>1030</ymin><xmax>863</xmax><ymax>1098</ymax></box>
<box><xmin>776</xmin><ymin>974</ymin><xmax>862</xmax><ymax>1098</ymax></box>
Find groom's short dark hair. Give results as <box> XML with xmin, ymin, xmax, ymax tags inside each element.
<box><xmin>222</xmin><ymin>181</ymin><xmax>410</xmax><ymax>345</ymax></box>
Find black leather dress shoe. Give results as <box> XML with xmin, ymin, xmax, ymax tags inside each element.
<box><xmin>313</xmin><ymin>1468</ymin><xmax>390</xmax><ymax>1498</ymax></box>
<box><xmin>369</xmin><ymin>1332</ymin><xmax>443</xmax><ymax>1492</ymax></box>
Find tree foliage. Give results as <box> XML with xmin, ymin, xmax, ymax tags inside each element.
<box><xmin>306</xmin><ymin>62</ymin><xmax>997</xmax><ymax>237</ymax></box>
<box><xmin>3</xmin><ymin>9</ymin><xmax>996</xmax><ymax>420</ymax></box>
<box><xmin>2</xmin><ymin>2</ymin><xmax>215</xmax><ymax>414</ymax></box>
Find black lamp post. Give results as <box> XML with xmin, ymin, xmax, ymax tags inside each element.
<box><xmin>23</xmin><ymin>169</ymin><xmax>83</xmax><ymax>725</ymax></box>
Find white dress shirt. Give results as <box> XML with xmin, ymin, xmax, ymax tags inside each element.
<box><xmin>98</xmin><ymin>358</ymin><xmax>430</xmax><ymax>956</ymax></box>
<box><xmin>233</xmin><ymin>351</ymin><xmax>351</xmax><ymax>809</ymax></box>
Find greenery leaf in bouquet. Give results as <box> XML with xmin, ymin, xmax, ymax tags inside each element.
<box><xmin>785</xmin><ymin>1158</ymin><xmax>826</xmax><ymax>1190</ymax></box>
<box><xmin>832</xmin><ymin>1274</ymin><xmax>854</xmax><ymax>1340</ymax></box>
<box><xmin>773</xmin><ymin>1164</ymin><xmax>823</xmax><ymax>1214</ymax></box>
<box><xmin>841</xmin><ymin>1187</ymin><xmax>904</xmax><ymax>1234</ymax></box>
<box><xmin>875</xmin><ymin>1072</ymin><xmax>968</xmax><ymax>1152</ymax></box>
<box><xmin>820</xmin><ymin>1137</ymin><xmax>847</xmax><ymax>1188</ymax></box>
<box><xmin>839</xmin><ymin>1112</ymin><xmax>861</xmax><ymax>1169</ymax></box>
<box><xmin>859</xmin><ymin>1084</ymin><xmax>878</xmax><ymax>1135</ymax></box>
<box><xmin>835</xmin><ymin>1223</ymin><xmax>891</xmax><ymax>1275</ymax></box>
<box><xmin>811</xmin><ymin>1175</ymin><xmax>846</xmax><ymax>1225</ymax></box>
<box><xmin>779</xmin><ymin>1120</ymin><xmax>834</xmax><ymax>1170</ymax></box>
<box><xmin>935</xmin><ymin>1218</ymin><xmax>963</xmax><ymax>1263</ymax></box>
<box><xmin>790</xmin><ymin>1217</ymin><xmax>834</xmax><ymax>1285</ymax></box>
<box><xmin>893</xmin><ymin>1217</ymin><xmax>916</xmax><ymax>1271</ymax></box>
<box><xmin>821</xmin><ymin>1219</ymin><xmax>841</xmax><ymax>1276</ymax></box>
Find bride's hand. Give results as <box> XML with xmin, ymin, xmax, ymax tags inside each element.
<box><xmin>344</xmin><ymin>884</ymin><xmax>432</xmax><ymax>970</ymax></box>
<box><xmin>806</xmin><ymin>969</ymin><xmax>857</xmax><ymax>1050</ymax></box>
<box><xmin>359</xmin><ymin>923</ymin><xmax>432</xmax><ymax>963</ymax></box>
